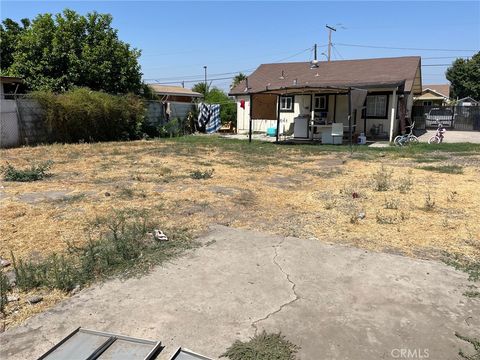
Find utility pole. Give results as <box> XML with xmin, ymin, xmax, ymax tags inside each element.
<box><xmin>314</xmin><ymin>43</ymin><xmax>317</xmax><ymax>61</ymax></box>
<box><xmin>203</xmin><ymin>65</ymin><xmax>207</xmax><ymax>96</ymax></box>
<box><xmin>326</xmin><ymin>25</ymin><xmax>336</xmax><ymax>62</ymax></box>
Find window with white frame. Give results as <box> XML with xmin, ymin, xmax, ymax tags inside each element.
<box><xmin>366</xmin><ymin>95</ymin><xmax>388</xmax><ymax>118</ymax></box>
<box><xmin>279</xmin><ymin>96</ymin><xmax>294</xmax><ymax>111</ymax></box>
<box><xmin>314</xmin><ymin>95</ymin><xmax>327</xmax><ymax>110</ymax></box>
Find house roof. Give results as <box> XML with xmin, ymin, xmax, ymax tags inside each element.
<box><xmin>457</xmin><ymin>96</ymin><xmax>479</xmax><ymax>103</ymax></box>
<box><xmin>148</xmin><ymin>84</ymin><xmax>202</xmax><ymax>98</ymax></box>
<box><xmin>0</xmin><ymin>76</ymin><xmax>23</xmax><ymax>84</ymax></box>
<box><xmin>422</xmin><ymin>84</ymin><xmax>450</xmax><ymax>98</ymax></box>
<box><xmin>229</xmin><ymin>56</ymin><xmax>422</xmax><ymax>96</ymax></box>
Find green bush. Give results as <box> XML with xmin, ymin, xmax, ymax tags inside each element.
<box><xmin>0</xmin><ymin>272</ymin><xmax>11</xmax><ymax>314</ymax></box>
<box><xmin>33</xmin><ymin>88</ymin><xmax>145</xmax><ymax>143</ymax></box>
<box><xmin>2</xmin><ymin>160</ymin><xmax>53</xmax><ymax>182</ymax></box>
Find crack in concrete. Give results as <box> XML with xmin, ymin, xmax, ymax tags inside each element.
<box><xmin>252</xmin><ymin>238</ymin><xmax>300</xmax><ymax>336</ymax></box>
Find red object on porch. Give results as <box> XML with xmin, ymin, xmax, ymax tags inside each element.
<box><xmin>240</xmin><ymin>99</ymin><xmax>245</xmax><ymax>109</ymax></box>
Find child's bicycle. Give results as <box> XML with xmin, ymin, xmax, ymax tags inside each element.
<box><xmin>393</xmin><ymin>122</ymin><xmax>419</xmax><ymax>146</ymax></box>
<box><xmin>428</xmin><ymin>123</ymin><xmax>446</xmax><ymax>144</ymax></box>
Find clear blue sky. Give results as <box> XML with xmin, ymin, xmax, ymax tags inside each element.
<box><xmin>2</xmin><ymin>1</ymin><xmax>479</xmax><ymax>91</ymax></box>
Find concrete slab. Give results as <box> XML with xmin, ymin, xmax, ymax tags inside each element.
<box><xmin>418</xmin><ymin>130</ymin><xmax>480</xmax><ymax>143</ymax></box>
<box><xmin>1</xmin><ymin>226</ymin><xmax>478</xmax><ymax>360</ymax></box>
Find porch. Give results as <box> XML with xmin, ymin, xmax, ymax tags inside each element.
<box><xmin>238</xmin><ymin>84</ymin><xmax>404</xmax><ymax>145</ymax></box>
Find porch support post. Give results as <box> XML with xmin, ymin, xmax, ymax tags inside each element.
<box><xmin>249</xmin><ymin>94</ymin><xmax>253</xmax><ymax>143</ymax></box>
<box><xmin>389</xmin><ymin>88</ymin><xmax>397</xmax><ymax>142</ymax></box>
<box><xmin>276</xmin><ymin>95</ymin><xmax>281</xmax><ymax>142</ymax></box>
<box><xmin>333</xmin><ymin>94</ymin><xmax>337</xmax><ymax>122</ymax></box>
<box><xmin>348</xmin><ymin>88</ymin><xmax>352</xmax><ymax>151</ymax></box>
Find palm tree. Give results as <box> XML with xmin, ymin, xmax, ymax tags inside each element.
<box><xmin>231</xmin><ymin>73</ymin><xmax>247</xmax><ymax>89</ymax></box>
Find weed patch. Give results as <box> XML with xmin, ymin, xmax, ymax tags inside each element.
<box><xmin>455</xmin><ymin>332</ymin><xmax>480</xmax><ymax>360</ymax></box>
<box><xmin>190</xmin><ymin>169</ymin><xmax>214</xmax><ymax>180</ymax></box>
<box><xmin>397</xmin><ymin>175</ymin><xmax>413</xmax><ymax>194</ymax></box>
<box><xmin>372</xmin><ymin>165</ymin><xmax>392</xmax><ymax>191</ymax></box>
<box><xmin>10</xmin><ymin>209</ymin><xmax>195</xmax><ymax>293</ymax></box>
<box><xmin>0</xmin><ymin>272</ymin><xmax>11</xmax><ymax>314</ymax></box>
<box><xmin>222</xmin><ymin>331</ymin><xmax>299</xmax><ymax>360</ymax></box>
<box><xmin>384</xmin><ymin>197</ymin><xmax>399</xmax><ymax>209</ymax></box>
<box><xmin>419</xmin><ymin>165</ymin><xmax>463</xmax><ymax>174</ymax></box>
<box><xmin>2</xmin><ymin>161</ymin><xmax>53</xmax><ymax>182</ymax></box>
<box><xmin>423</xmin><ymin>192</ymin><xmax>436</xmax><ymax>211</ymax></box>
<box><xmin>376</xmin><ymin>212</ymin><xmax>398</xmax><ymax>225</ymax></box>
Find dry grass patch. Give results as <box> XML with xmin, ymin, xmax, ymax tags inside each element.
<box><xmin>1</xmin><ymin>137</ymin><xmax>480</xmax><ymax>328</ymax></box>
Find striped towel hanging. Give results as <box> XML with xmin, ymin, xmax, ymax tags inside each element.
<box><xmin>205</xmin><ymin>104</ymin><xmax>221</xmax><ymax>134</ymax></box>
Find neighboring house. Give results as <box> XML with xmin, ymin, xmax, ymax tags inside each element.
<box><xmin>146</xmin><ymin>84</ymin><xmax>202</xmax><ymax>125</ymax></box>
<box><xmin>148</xmin><ymin>84</ymin><xmax>202</xmax><ymax>103</ymax></box>
<box><xmin>414</xmin><ymin>84</ymin><xmax>451</xmax><ymax>106</ymax></box>
<box><xmin>0</xmin><ymin>76</ymin><xmax>24</xmax><ymax>99</ymax></box>
<box><xmin>229</xmin><ymin>56</ymin><xmax>422</xmax><ymax>141</ymax></box>
<box><xmin>456</xmin><ymin>96</ymin><xmax>479</xmax><ymax>107</ymax></box>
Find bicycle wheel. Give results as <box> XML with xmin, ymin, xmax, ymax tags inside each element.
<box><xmin>408</xmin><ymin>135</ymin><xmax>419</xmax><ymax>144</ymax></box>
<box><xmin>428</xmin><ymin>136</ymin><xmax>439</xmax><ymax>144</ymax></box>
<box><xmin>393</xmin><ymin>135</ymin><xmax>404</xmax><ymax>146</ymax></box>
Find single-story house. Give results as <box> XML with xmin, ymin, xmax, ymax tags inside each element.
<box><xmin>229</xmin><ymin>56</ymin><xmax>422</xmax><ymax>142</ymax></box>
<box><xmin>456</xmin><ymin>96</ymin><xmax>479</xmax><ymax>107</ymax></box>
<box><xmin>148</xmin><ymin>84</ymin><xmax>202</xmax><ymax>103</ymax></box>
<box><xmin>413</xmin><ymin>84</ymin><xmax>451</xmax><ymax>107</ymax></box>
<box><xmin>146</xmin><ymin>84</ymin><xmax>202</xmax><ymax>125</ymax></box>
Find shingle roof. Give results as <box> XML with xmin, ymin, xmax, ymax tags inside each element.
<box><xmin>148</xmin><ymin>84</ymin><xmax>202</xmax><ymax>97</ymax></box>
<box><xmin>422</xmin><ymin>84</ymin><xmax>450</xmax><ymax>98</ymax></box>
<box><xmin>229</xmin><ymin>56</ymin><xmax>421</xmax><ymax>96</ymax></box>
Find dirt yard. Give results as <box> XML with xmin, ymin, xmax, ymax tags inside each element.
<box><xmin>1</xmin><ymin>136</ymin><xmax>480</xmax><ymax>328</ymax></box>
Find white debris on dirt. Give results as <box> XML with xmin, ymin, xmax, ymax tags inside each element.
<box><xmin>152</xmin><ymin>229</ymin><xmax>168</xmax><ymax>242</ymax></box>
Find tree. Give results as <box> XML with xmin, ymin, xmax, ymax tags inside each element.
<box><xmin>6</xmin><ymin>9</ymin><xmax>142</xmax><ymax>94</ymax></box>
<box><xmin>0</xmin><ymin>18</ymin><xmax>30</xmax><ymax>73</ymax></box>
<box><xmin>192</xmin><ymin>82</ymin><xmax>208</xmax><ymax>97</ymax></box>
<box><xmin>231</xmin><ymin>72</ymin><xmax>247</xmax><ymax>89</ymax></box>
<box><xmin>192</xmin><ymin>83</ymin><xmax>236</xmax><ymax>124</ymax></box>
<box><xmin>446</xmin><ymin>52</ymin><xmax>480</xmax><ymax>101</ymax></box>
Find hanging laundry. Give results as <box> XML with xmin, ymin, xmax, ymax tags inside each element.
<box><xmin>205</xmin><ymin>104</ymin><xmax>221</xmax><ymax>134</ymax></box>
<box><xmin>197</xmin><ymin>103</ymin><xmax>221</xmax><ymax>134</ymax></box>
<box><xmin>197</xmin><ymin>103</ymin><xmax>210</xmax><ymax>129</ymax></box>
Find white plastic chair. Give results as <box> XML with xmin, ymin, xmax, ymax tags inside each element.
<box><xmin>331</xmin><ymin>123</ymin><xmax>344</xmax><ymax>145</ymax></box>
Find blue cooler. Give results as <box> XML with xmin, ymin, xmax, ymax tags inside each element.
<box><xmin>266</xmin><ymin>127</ymin><xmax>277</xmax><ymax>137</ymax></box>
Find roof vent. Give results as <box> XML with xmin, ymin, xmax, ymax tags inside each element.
<box><xmin>310</xmin><ymin>59</ymin><xmax>319</xmax><ymax>68</ymax></box>
<box><xmin>279</xmin><ymin>70</ymin><xmax>285</xmax><ymax>80</ymax></box>
<box><xmin>293</xmin><ymin>79</ymin><xmax>298</xmax><ymax>86</ymax></box>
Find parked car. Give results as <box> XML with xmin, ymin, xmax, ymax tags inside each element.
<box><xmin>425</xmin><ymin>108</ymin><xmax>455</xmax><ymax>127</ymax></box>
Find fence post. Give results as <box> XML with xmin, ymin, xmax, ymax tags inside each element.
<box><xmin>451</xmin><ymin>105</ymin><xmax>455</xmax><ymax>129</ymax></box>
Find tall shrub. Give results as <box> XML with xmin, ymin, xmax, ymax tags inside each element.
<box><xmin>33</xmin><ymin>88</ymin><xmax>145</xmax><ymax>142</ymax></box>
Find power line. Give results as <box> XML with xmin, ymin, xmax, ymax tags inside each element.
<box><xmin>331</xmin><ymin>44</ymin><xmax>344</xmax><ymax>60</ymax></box>
<box><xmin>148</xmin><ymin>76</ymin><xmax>235</xmax><ymax>85</ymax></box>
<box><xmin>335</xmin><ymin>42</ymin><xmax>477</xmax><ymax>52</ymax></box>
<box><xmin>144</xmin><ymin>46</ymin><xmax>323</xmax><ymax>83</ymax></box>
